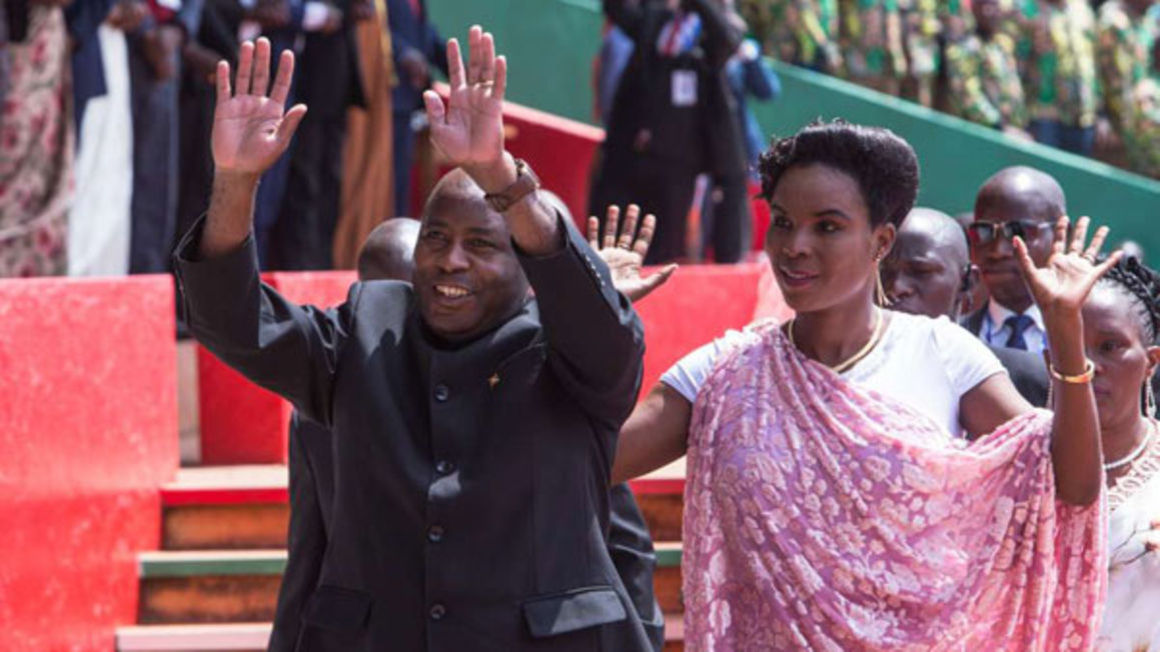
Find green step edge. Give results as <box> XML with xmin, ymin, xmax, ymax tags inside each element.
<box><xmin>139</xmin><ymin>554</ymin><xmax>287</xmax><ymax>579</ymax></box>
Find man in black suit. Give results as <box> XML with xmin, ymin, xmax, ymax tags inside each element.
<box><xmin>960</xmin><ymin>167</ymin><xmax>1066</xmax><ymax>357</ymax></box>
<box><xmin>269</xmin><ymin>215</ymin><xmax>667</xmax><ymax>651</ymax></box>
<box><xmin>177</xmin><ymin>29</ymin><xmax>654</xmax><ymax>650</ymax></box>
<box><xmin>387</xmin><ymin>0</ymin><xmax>448</xmax><ymax>216</ymax></box>
<box><xmin>592</xmin><ymin>0</ymin><xmax>746</xmax><ymax>264</ymax></box>
<box><xmin>883</xmin><ymin>207</ymin><xmax>1049</xmax><ymax>407</ymax></box>
<box><xmin>269</xmin><ymin>0</ymin><xmax>368</xmax><ymax>269</ymax></box>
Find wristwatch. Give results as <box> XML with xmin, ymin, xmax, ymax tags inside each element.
<box><xmin>484</xmin><ymin>159</ymin><xmax>541</xmax><ymax>213</ymax></box>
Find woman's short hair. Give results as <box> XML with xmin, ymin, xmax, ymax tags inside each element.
<box><xmin>758</xmin><ymin>120</ymin><xmax>920</xmax><ymax>228</ymax></box>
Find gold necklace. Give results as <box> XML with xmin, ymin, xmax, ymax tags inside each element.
<box><xmin>787</xmin><ymin>308</ymin><xmax>886</xmax><ymax>375</ymax></box>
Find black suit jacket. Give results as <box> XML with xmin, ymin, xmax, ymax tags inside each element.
<box><xmin>175</xmin><ymin>216</ymin><xmax>653</xmax><ymax>651</ymax></box>
<box><xmin>268</xmin><ymin>415</ymin><xmax>666</xmax><ymax>652</ymax></box>
<box><xmin>294</xmin><ymin>0</ymin><xmax>366</xmax><ymax>118</ymax></box>
<box><xmin>961</xmin><ymin>309</ymin><xmax>1049</xmax><ymax>407</ymax></box>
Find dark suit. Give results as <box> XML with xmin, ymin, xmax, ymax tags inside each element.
<box><xmin>592</xmin><ymin>0</ymin><xmax>745</xmax><ymax>264</ymax></box>
<box><xmin>269</xmin><ymin>0</ymin><xmax>366</xmax><ymax>270</ymax></box>
<box><xmin>269</xmin><ymin>416</ymin><xmax>666</xmax><ymax>652</ymax></box>
<box><xmin>961</xmin><ymin>309</ymin><xmax>1049</xmax><ymax>407</ymax></box>
<box><xmin>175</xmin><ymin>215</ymin><xmax>653</xmax><ymax>651</ymax></box>
<box><xmin>386</xmin><ymin>0</ymin><xmax>447</xmax><ymax>216</ymax></box>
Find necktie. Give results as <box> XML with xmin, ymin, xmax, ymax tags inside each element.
<box><xmin>1003</xmin><ymin>314</ymin><xmax>1034</xmax><ymax>350</ymax></box>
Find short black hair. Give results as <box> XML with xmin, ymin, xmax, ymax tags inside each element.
<box><xmin>1099</xmin><ymin>254</ymin><xmax>1160</xmax><ymax>344</ymax></box>
<box><xmin>758</xmin><ymin>120</ymin><xmax>920</xmax><ymax>228</ymax></box>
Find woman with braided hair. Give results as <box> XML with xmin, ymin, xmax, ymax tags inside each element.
<box><xmin>1087</xmin><ymin>256</ymin><xmax>1160</xmax><ymax>651</ymax></box>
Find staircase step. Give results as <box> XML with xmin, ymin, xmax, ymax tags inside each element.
<box><xmin>136</xmin><ymin>546</ymin><xmax>683</xmax><ymax>625</ymax></box>
<box><xmin>162</xmin><ymin>461</ymin><xmax>686</xmax><ymax>549</ymax></box>
<box><xmin>116</xmin><ymin>617</ymin><xmax>685</xmax><ymax>651</ymax></box>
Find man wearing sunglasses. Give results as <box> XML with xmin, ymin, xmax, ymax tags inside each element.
<box><xmin>962</xmin><ymin>166</ymin><xmax>1067</xmax><ymax>356</ymax></box>
<box><xmin>883</xmin><ymin>207</ymin><xmax>1050</xmax><ymax>409</ymax></box>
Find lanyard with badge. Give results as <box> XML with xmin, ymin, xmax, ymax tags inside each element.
<box><xmin>657</xmin><ymin>11</ymin><xmax>703</xmax><ymax>107</ymax></box>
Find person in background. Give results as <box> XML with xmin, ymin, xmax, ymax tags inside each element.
<box><xmin>1086</xmin><ymin>256</ymin><xmax>1160</xmax><ymax>652</ymax></box>
<box><xmin>944</xmin><ymin>0</ymin><xmax>1030</xmax><ymax>135</ymax></box>
<box><xmin>883</xmin><ymin>207</ymin><xmax>1049</xmax><ymax>406</ymax></box>
<box><xmin>1022</xmin><ymin>0</ymin><xmax>1100</xmax><ymax>155</ymax></box>
<box><xmin>899</xmin><ymin>0</ymin><xmax>939</xmax><ymax>106</ymax></box>
<box><xmin>593</xmin><ymin>0</ymin><xmax>746</xmax><ymax>264</ymax></box>
<box><xmin>125</xmin><ymin>0</ymin><xmax>205</xmax><ymax>274</ymax></box>
<box><xmin>839</xmin><ymin>0</ymin><xmax>907</xmax><ymax>94</ymax></box>
<box><xmin>387</xmin><ymin>0</ymin><xmax>447</xmax><ymax>217</ymax></box>
<box><xmin>594</xmin><ymin>18</ymin><xmax>636</xmax><ymax>126</ymax></box>
<box><xmin>66</xmin><ymin>0</ymin><xmax>135</xmax><ymax>277</ymax></box>
<box><xmin>737</xmin><ymin>0</ymin><xmax>841</xmax><ymax>72</ymax></box>
<box><xmin>268</xmin><ymin>0</ymin><xmax>368</xmax><ymax>270</ymax></box>
<box><xmin>0</xmin><ymin>0</ymin><xmax>74</xmax><ymax>277</ymax></box>
<box><xmin>962</xmin><ymin>166</ymin><xmax>1066</xmax><ymax>356</ymax></box>
<box><xmin>1095</xmin><ymin>0</ymin><xmax>1157</xmax><ymax>168</ymax></box>
<box><xmin>1115</xmin><ymin>24</ymin><xmax>1160</xmax><ymax>178</ymax></box>
<box><xmin>704</xmin><ymin>13</ymin><xmax>780</xmax><ymax>262</ymax></box>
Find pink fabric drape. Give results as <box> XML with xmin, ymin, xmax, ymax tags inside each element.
<box><xmin>684</xmin><ymin>320</ymin><xmax>1107</xmax><ymax>651</ymax></box>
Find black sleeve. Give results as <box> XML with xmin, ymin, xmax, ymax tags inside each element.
<box><xmin>516</xmin><ymin>214</ymin><xmax>645</xmax><ymax>427</ymax></box>
<box><xmin>685</xmin><ymin>0</ymin><xmax>742</xmax><ymax>69</ymax></box>
<box><xmin>603</xmin><ymin>0</ymin><xmax>646</xmax><ymax>41</ymax></box>
<box><xmin>267</xmin><ymin>415</ymin><xmax>329</xmax><ymax>652</ymax></box>
<box><xmin>173</xmin><ymin>217</ymin><xmax>358</xmax><ymax>428</ymax></box>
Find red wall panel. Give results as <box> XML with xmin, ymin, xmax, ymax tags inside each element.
<box><xmin>0</xmin><ymin>276</ymin><xmax>179</xmax><ymax>651</ymax></box>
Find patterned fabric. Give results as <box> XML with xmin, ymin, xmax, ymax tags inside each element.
<box><xmin>841</xmin><ymin>0</ymin><xmax>907</xmax><ymax>78</ymax></box>
<box><xmin>0</xmin><ymin>6</ymin><xmax>72</xmax><ymax>277</ymax></box>
<box><xmin>683</xmin><ymin>320</ymin><xmax>1108</xmax><ymax>651</ymax></box>
<box><xmin>901</xmin><ymin>0</ymin><xmax>941</xmax><ymax>76</ymax></box>
<box><xmin>1124</xmin><ymin>77</ymin><xmax>1160</xmax><ymax>177</ymax></box>
<box><xmin>1099</xmin><ymin>437</ymin><xmax>1160</xmax><ymax>650</ymax></box>
<box><xmin>946</xmin><ymin>33</ymin><xmax>1029</xmax><ymax>127</ymax></box>
<box><xmin>1024</xmin><ymin>0</ymin><xmax>1100</xmax><ymax>127</ymax></box>
<box><xmin>1096</xmin><ymin>0</ymin><xmax>1158</xmax><ymax>132</ymax></box>
<box><xmin>739</xmin><ymin>0</ymin><xmax>839</xmax><ymax>66</ymax></box>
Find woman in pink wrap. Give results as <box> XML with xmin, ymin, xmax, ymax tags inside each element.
<box><xmin>612</xmin><ymin>121</ymin><xmax>1118</xmax><ymax>651</ymax></box>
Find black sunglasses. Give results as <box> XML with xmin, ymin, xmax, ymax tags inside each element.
<box><xmin>965</xmin><ymin>220</ymin><xmax>1050</xmax><ymax>247</ymax></box>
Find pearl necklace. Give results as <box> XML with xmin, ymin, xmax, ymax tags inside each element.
<box><xmin>787</xmin><ymin>309</ymin><xmax>885</xmax><ymax>375</ymax></box>
<box><xmin>1104</xmin><ymin>420</ymin><xmax>1157</xmax><ymax>472</ymax></box>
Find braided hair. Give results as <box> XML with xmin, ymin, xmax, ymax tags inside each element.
<box><xmin>1097</xmin><ymin>255</ymin><xmax>1160</xmax><ymax>345</ymax></box>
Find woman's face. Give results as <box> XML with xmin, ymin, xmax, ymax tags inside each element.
<box><xmin>764</xmin><ymin>164</ymin><xmax>895</xmax><ymax>314</ymax></box>
<box><xmin>1083</xmin><ymin>286</ymin><xmax>1160</xmax><ymax>430</ymax></box>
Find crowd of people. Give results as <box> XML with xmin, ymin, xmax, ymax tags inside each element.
<box><xmin>172</xmin><ymin>19</ymin><xmax>1159</xmax><ymax>650</ymax></box>
<box><xmin>738</xmin><ymin>0</ymin><xmax>1160</xmax><ymax>173</ymax></box>
<box><xmin>0</xmin><ymin>0</ymin><xmax>447</xmax><ymax>279</ymax></box>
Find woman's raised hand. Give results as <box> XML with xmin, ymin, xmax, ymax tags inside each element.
<box><xmin>422</xmin><ymin>26</ymin><xmax>506</xmax><ymax>170</ymax></box>
<box><xmin>1014</xmin><ymin>215</ymin><xmax>1122</xmax><ymax>319</ymax></box>
<box><xmin>212</xmin><ymin>38</ymin><xmax>307</xmax><ymax>176</ymax></box>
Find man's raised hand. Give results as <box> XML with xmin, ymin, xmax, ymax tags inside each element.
<box><xmin>212</xmin><ymin>38</ymin><xmax>307</xmax><ymax>177</ymax></box>
<box><xmin>422</xmin><ymin>25</ymin><xmax>507</xmax><ymax>171</ymax></box>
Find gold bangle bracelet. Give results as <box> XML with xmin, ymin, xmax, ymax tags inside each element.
<box><xmin>1048</xmin><ymin>359</ymin><xmax>1096</xmax><ymax>384</ymax></box>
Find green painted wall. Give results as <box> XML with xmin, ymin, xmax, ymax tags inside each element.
<box><xmin>428</xmin><ymin>0</ymin><xmax>1160</xmax><ymax>249</ymax></box>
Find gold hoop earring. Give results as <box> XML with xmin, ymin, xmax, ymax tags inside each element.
<box><xmin>874</xmin><ymin>258</ymin><xmax>890</xmax><ymax>307</ymax></box>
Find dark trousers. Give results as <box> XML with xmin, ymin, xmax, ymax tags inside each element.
<box><xmin>392</xmin><ymin>110</ymin><xmax>416</xmax><ymax>217</ymax></box>
<box><xmin>176</xmin><ymin>75</ymin><xmax>216</xmax><ymax>250</ymax></box>
<box><xmin>253</xmin><ymin>47</ymin><xmax>297</xmax><ymax>269</ymax></box>
<box><xmin>127</xmin><ymin>36</ymin><xmax>179</xmax><ymax>274</ymax></box>
<box><xmin>1028</xmin><ymin>119</ymin><xmax>1095</xmax><ymax>156</ymax></box>
<box><xmin>269</xmin><ymin>112</ymin><xmax>346</xmax><ymax>270</ymax></box>
<box><xmin>702</xmin><ymin>174</ymin><xmax>752</xmax><ymax>263</ymax></box>
<box><xmin>591</xmin><ymin>149</ymin><xmax>698</xmax><ymax>264</ymax></box>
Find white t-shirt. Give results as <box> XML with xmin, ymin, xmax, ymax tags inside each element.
<box><xmin>661</xmin><ymin>311</ymin><xmax>1006</xmax><ymax>437</ymax></box>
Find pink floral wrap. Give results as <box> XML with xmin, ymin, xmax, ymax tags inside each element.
<box><xmin>683</xmin><ymin>321</ymin><xmax>1107</xmax><ymax>651</ymax></box>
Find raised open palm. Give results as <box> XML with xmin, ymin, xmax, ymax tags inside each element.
<box><xmin>422</xmin><ymin>26</ymin><xmax>506</xmax><ymax>168</ymax></box>
<box><xmin>587</xmin><ymin>204</ymin><xmax>678</xmax><ymax>303</ymax></box>
<box><xmin>212</xmin><ymin>38</ymin><xmax>307</xmax><ymax>175</ymax></box>
<box><xmin>1014</xmin><ymin>215</ymin><xmax>1122</xmax><ymax>317</ymax></box>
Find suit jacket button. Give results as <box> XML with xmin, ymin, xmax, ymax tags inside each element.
<box><xmin>433</xmin><ymin>384</ymin><xmax>450</xmax><ymax>402</ymax></box>
<box><xmin>427</xmin><ymin>525</ymin><xmax>445</xmax><ymax>542</ymax></box>
<box><xmin>430</xmin><ymin>603</ymin><xmax>446</xmax><ymax>620</ymax></box>
<box><xmin>435</xmin><ymin>460</ymin><xmax>455</xmax><ymax>475</ymax></box>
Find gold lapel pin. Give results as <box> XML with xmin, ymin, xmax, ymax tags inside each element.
<box><xmin>488</xmin><ymin>373</ymin><xmax>501</xmax><ymax>389</ymax></box>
